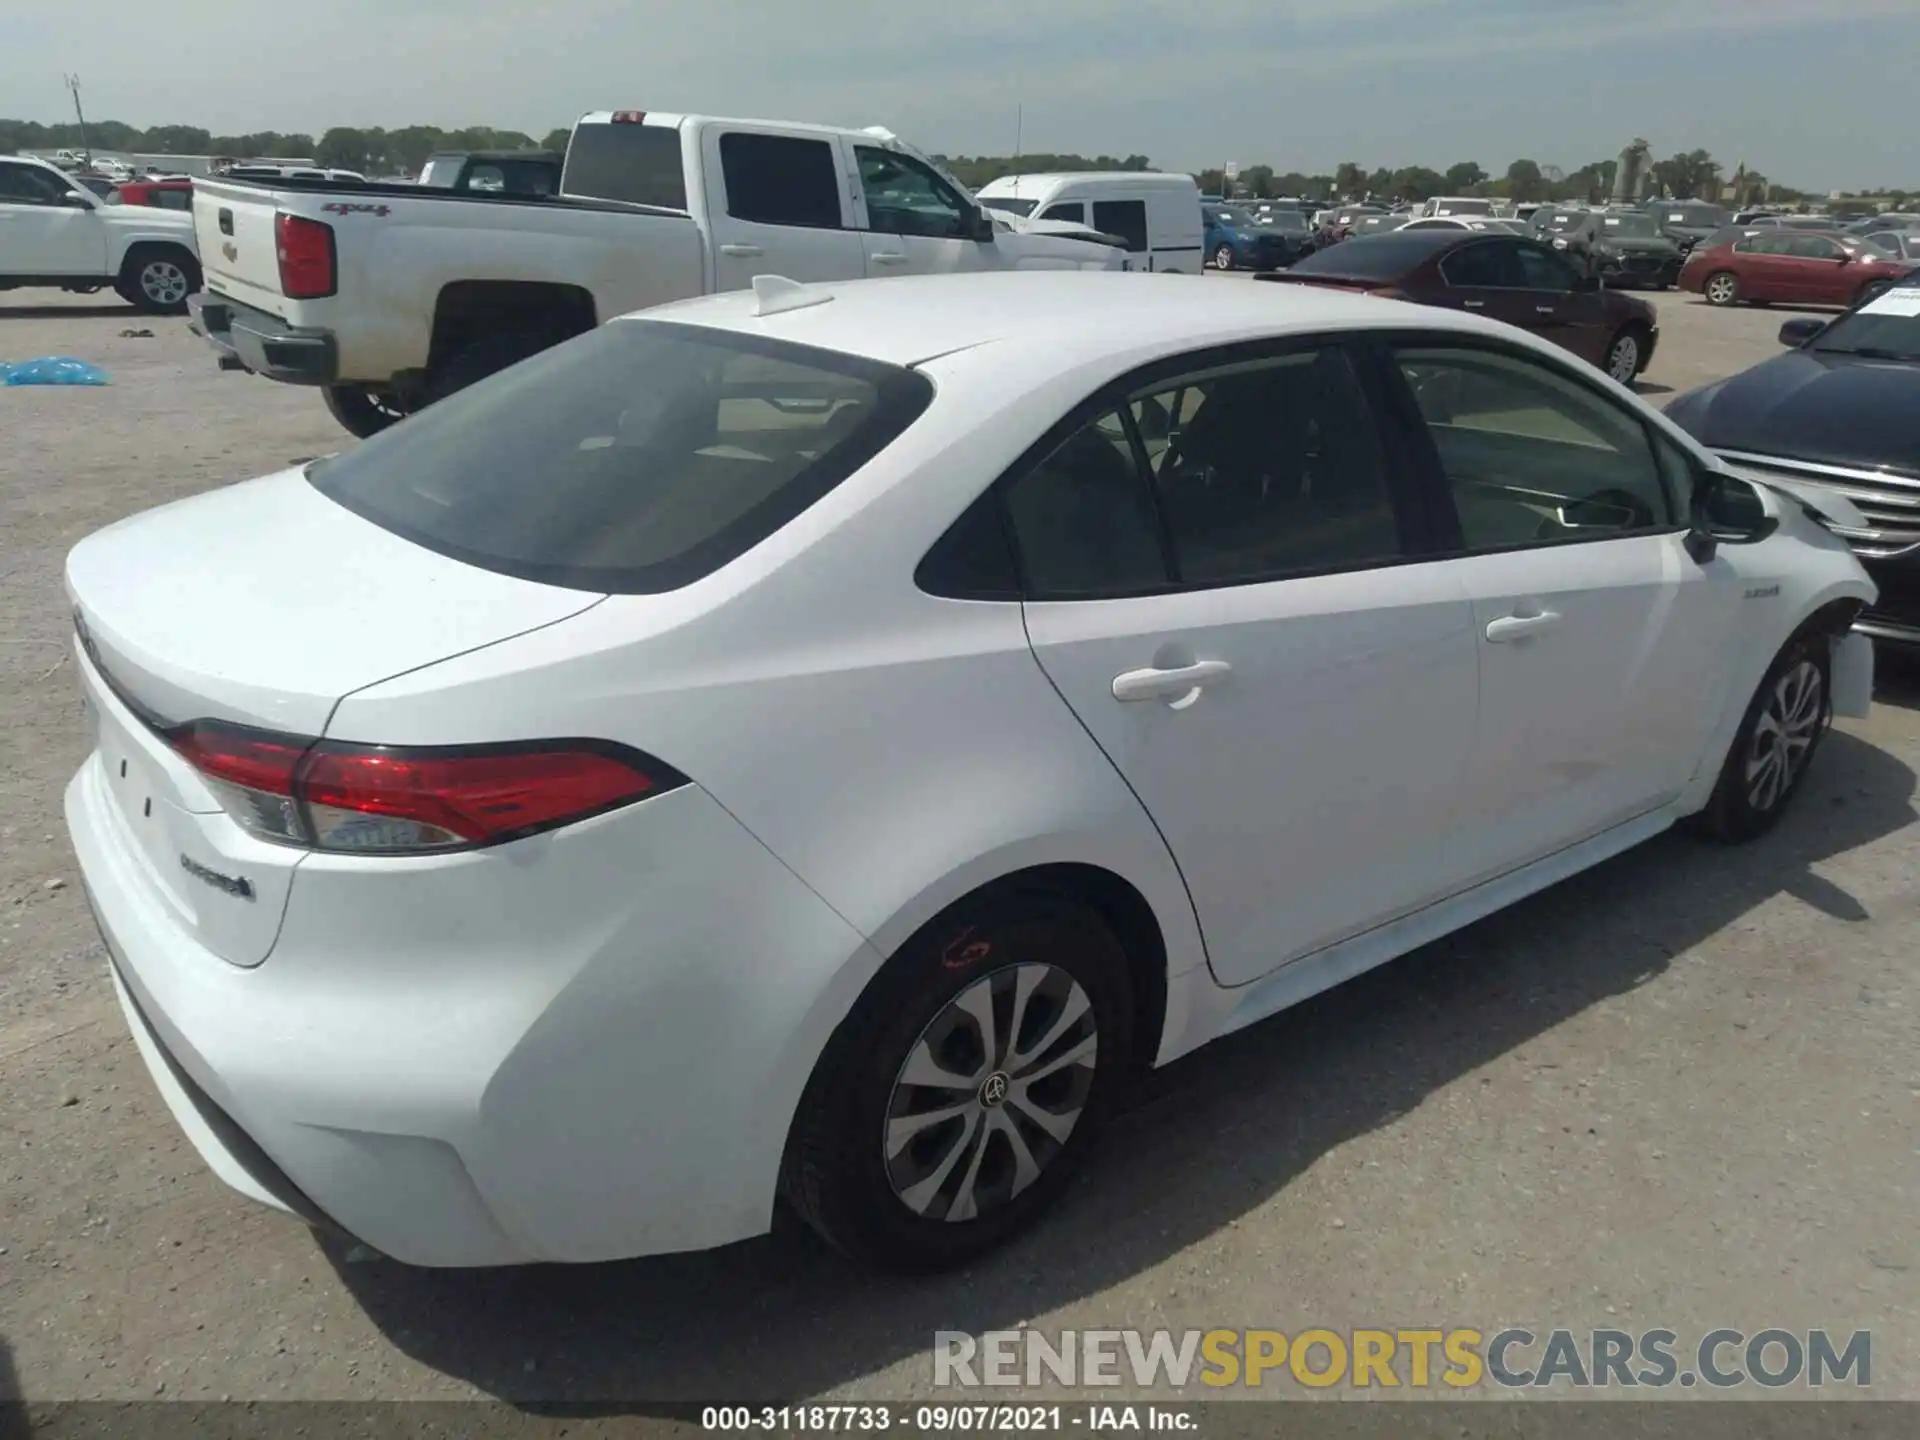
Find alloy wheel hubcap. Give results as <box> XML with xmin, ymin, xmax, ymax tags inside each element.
<box><xmin>141</xmin><ymin>261</ymin><xmax>188</xmax><ymax>304</ymax></box>
<box><xmin>884</xmin><ymin>962</ymin><xmax>1098</xmax><ymax>1223</ymax></box>
<box><xmin>1746</xmin><ymin>660</ymin><xmax>1823</xmax><ymax>812</ymax></box>
<box><xmin>1708</xmin><ymin>276</ymin><xmax>1734</xmax><ymax>302</ymax></box>
<box><xmin>1609</xmin><ymin>337</ymin><xmax>1639</xmax><ymax>382</ymax></box>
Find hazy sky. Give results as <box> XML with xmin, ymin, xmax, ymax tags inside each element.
<box><xmin>6</xmin><ymin>0</ymin><xmax>1916</xmax><ymax>190</ymax></box>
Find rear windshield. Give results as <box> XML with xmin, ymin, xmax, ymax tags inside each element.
<box><xmin>307</xmin><ymin>321</ymin><xmax>933</xmax><ymax>594</ymax></box>
<box><xmin>979</xmin><ymin>196</ymin><xmax>1038</xmax><ymax>217</ymax></box>
<box><xmin>560</xmin><ymin>122</ymin><xmax>689</xmax><ymax>209</ymax></box>
<box><xmin>1286</xmin><ymin>232</ymin><xmax>1448</xmax><ymax>280</ymax></box>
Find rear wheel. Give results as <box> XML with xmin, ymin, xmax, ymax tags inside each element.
<box><xmin>1692</xmin><ymin>633</ymin><xmax>1831</xmax><ymax>843</ymax></box>
<box><xmin>1704</xmin><ymin>270</ymin><xmax>1740</xmax><ymax>306</ymax></box>
<box><xmin>1212</xmin><ymin>244</ymin><xmax>1235</xmax><ymax>271</ymax></box>
<box><xmin>321</xmin><ymin>384</ymin><xmax>411</xmax><ymax>439</ymax></box>
<box><xmin>115</xmin><ymin>246</ymin><xmax>200</xmax><ymax>314</ymax></box>
<box><xmin>782</xmin><ymin>889</ymin><xmax>1134</xmax><ymax>1272</ymax></box>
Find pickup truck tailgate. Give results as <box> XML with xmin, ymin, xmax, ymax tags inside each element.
<box><xmin>192</xmin><ymin>180</ymin><xmax>290</xmax><ymax>316</ymax></box>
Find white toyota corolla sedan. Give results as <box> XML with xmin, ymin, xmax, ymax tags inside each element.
<box><xmin>67</xmin><ymin>271</ymin><xmax>1876</xmax><ymax>1272</ymax></box>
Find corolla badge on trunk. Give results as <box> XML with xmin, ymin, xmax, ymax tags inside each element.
<box><xmin>180</xmin><ymin>854</ymin><xmax>255</xmax><ymax>901</ymax></box>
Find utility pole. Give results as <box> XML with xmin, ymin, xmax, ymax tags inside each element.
<box><xmin>64</xmin><ymin>73</ymin><xmax>92</xmax><ymax>165</ymax></box>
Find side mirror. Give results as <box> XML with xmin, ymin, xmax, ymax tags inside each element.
<box><xmin>1778</xmin><ymin>317</ymin><xmax>1826</xmax><ymax>346</ymax></box>
<box><xmin>964</xmin><ymin>207</ymin><xmax>997</xmax><ymax>243</ymax></box>
<box><xmin>1686</xmin><ymin>472</ymin><xmax>1780</xmax><ymax>562</ymax></box>
<box><xmin>60</xmin><ymin>190</ymin><xmax>94</xmax><ymax>208</ymax></box>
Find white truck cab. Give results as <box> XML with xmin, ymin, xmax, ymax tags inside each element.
<box><xmin>974</xmin><ymin>171</ymin><xmax>1205</xmax><ymax>272</ymax></box>
<box><xmin>0</xmin><ymin>154</ymin><xmax>201</xmax><ymax>312</ymax></box>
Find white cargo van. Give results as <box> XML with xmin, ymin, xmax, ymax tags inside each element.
<box><xmin>975</xmin><ymin>172</ymin><xmax>1203</xmax><ymax>272</ymax></box>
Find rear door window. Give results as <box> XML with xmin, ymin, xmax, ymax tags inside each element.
<box><xmin>306</xmin><ymin>321</ymin><xmax>932</xmax><ymax>594</ymax></box>
<box><xmin>1041</xmin><ymin>202</ymin><xmax>1086</xmax><ymax>223</ymax></box>
<box><xmin>1440</xmin><ymin>241</ymin><xmax>1525</xmax><ymax>288</ymax></box>
<box><xmin>561</xmin><ymin>123</ymin><xmax>689</xmax><ymax>209</ymax></box>
<box><xmin>721</xmin><ymin>133</ymin><xmax>844</xmax><ymax>229</ymax></box>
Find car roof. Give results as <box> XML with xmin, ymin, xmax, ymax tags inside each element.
<box><xmin>619</xmin><ymin>270</ymin><xmax>1519</xmax><ymax>370</ymax></box>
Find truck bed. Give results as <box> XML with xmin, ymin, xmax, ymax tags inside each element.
<box><xmin>192</xmin><ymin>176</ymin><xmax>705</xmax><ymax>385</ymax></box>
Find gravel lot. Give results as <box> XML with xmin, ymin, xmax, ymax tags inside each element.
<box><xmin>2</xmin><ymin>286</ymin><xmax>1916</xmax><ymax>1407</ymax></box>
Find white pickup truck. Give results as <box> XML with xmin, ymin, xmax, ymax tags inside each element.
<box><xmin>0</xmin><ymin>154</ymin><xmax>201</xmax><ymax>312</ymax></box>
<box><xmin>187</xmin><ymin>111</ymin><xmax>1128</xmax><ymax>436</ymax></box>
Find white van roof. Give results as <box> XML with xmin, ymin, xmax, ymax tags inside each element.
<box><xmin>975</xmin><ymin>172</ymin><xmax>1200</xmax><ymax>196</ymax></box>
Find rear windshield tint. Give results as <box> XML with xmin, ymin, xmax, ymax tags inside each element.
<box><xmin>307</xmin><ymin>321</ymin><xmax>933</xmax><ymax>594</ymax></box>
<box><xmin>561</xmin><ymin>122</ymin><xmax>688</xmax><ymax>209</ymax></box>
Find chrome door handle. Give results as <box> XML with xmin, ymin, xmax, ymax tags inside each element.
<box><xmin>1111</xmin><ymin>660</ymin><xmax>1231</xmax><ymax>709</ymax></box>
<box><xmin>720</xmin><ymin>244</ymin><xmax>764</xmax><ymax>257</ymax></box>
<box><xmin>870</xmin><ymin>251</ymin><xmax>909</xmax><ymax>265</ymax></box>
<box><xmin>1462</xmin><ymin>299</ymin><xmax>1485</xmax><ymax>309</ymax></box>
<box><xmin>1485</xmin><ymin>611</ymin><xmax>1562</xmax><ymax>643</ymax></box>
<box><xmin>1535</xmin><ymin>305</ymin><xmax>1557</xmax><ymax>314</ymax></box>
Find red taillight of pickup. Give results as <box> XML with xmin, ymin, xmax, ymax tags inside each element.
<box><xmin>275</xmin><ymin>212</ymin><xmax>337</xmax><ymax>299</ymax></box>
<box><xmin>168</xmin><ymin>721</ymin><xmax>688</xmax><ymax>854</ymax></box>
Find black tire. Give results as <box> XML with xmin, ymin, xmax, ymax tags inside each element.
<box><xmin>1212</xmin><ymin>244</ymin><xmax>1236</xmax><ymax>271</ymax></box>
<box><xmin>115</xmin><ymin>245</ymin><xmax>200</xmax><ymax>314</ymax></box>
<box><xmin>1604</xmin><ymin>324</ymin><xmax>1651</xmax><ymax>385</ymax></box>
<box><xmin>321</xmin><ymin>384</ymin><xmax>411</xmax><ymax>439</ymax></box>
<box><xmin>782</xmin><ymin>888</ymin><xmax>1135</xmax><ymax>1272</ymax></box>
<box><xmin>1703</xmin><ymin>270</ymin><xmax>1740</xmax><ymax>307</ymax></box>
<box><xmin>1691</xmin><ymin>632</ymin><xmax>1832</xmax><ymax>843</ymax></box>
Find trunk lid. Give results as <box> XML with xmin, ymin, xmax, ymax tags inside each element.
<box><xmin>192</xmin><ymin>178</ymin><xmax>294</xmax><ymax>315</ymax></box>
<box><xmin>68</xmin><ymin>470</ymin><xmax>605</xmax><ymax>741</ymax></box>
<box><xmin>68</xmin><ymin>471</ymin><xmax>603</xmax><ymax>967</ymax></box>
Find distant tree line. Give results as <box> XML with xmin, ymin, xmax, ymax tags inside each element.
<box><xmin>8</xmin><ymin>118</ymin><xmax>1916</xmax><ymax>207</ymax></box>
<box><xmin>0</xmin><ymin>118</ymin><xmax>567</xmax><ymax>174</ymax></box>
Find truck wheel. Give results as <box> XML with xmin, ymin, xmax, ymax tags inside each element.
<box><xmin>322</xmin><ymin>385</ymin><xmax>411</xmax><ymax>439</ymax></box>
<box><xmin>1211</xmin><ymin>245</ymin><xmax>1236</xmax><ymax>271</ymax></box>
<box><xmin>115</xmin><ymin>245</ymin><xmax>200</xmax><ymax>314</ymax></box>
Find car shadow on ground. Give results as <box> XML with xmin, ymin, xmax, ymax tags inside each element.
<box><xmin>1873</xmin><ymin>645</ymin><xmax>1920</xmax><ymax>712</ymax></box>
<box><xmin>0</xmin><ymin>1333</ymin><xmax>21</xmax><ymax>1404</ymax></box>
<box><xmin>321</xmin><ymin>731</ymin><xmax>1916</xmax><ymax>1411</ymax></box>
<box><xmin>0</xmin><ymin>303</ymin><xmax>136</xmax><ymax>322</ymax></box>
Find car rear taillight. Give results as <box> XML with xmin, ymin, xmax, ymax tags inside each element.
<box><xmin>165</xmin><ymin>722</ymin><xmax>685</xmax><ymax>853</ymax></box>
<box><xmin>275</xmin><ymin>212</ymin><xmax>336</xmax><ymax>299</ymax></box>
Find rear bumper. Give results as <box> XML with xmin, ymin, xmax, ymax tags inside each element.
<box><xmin>65</xmin><ymin>747</ymin><xmax>878</xmax><ymax>1267</ymax></box>
<box><xmin>188</xmin><ymin>291</ymin><xmax>337</xmax><ymax>386</ymax></box>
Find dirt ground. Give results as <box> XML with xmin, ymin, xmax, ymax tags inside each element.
<box><xmin>1</xmin><ymin>287</ymin><xmax>1916</xmax><ymax>1407</ymax></box>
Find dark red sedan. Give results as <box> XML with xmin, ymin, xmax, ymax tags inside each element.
<box><xmin>110</xmin><ymin>177</ymin><xmax>194</xmax><ymax>212</ymax></box>
<box><xmin>1263</xmin><ymin>228</ymin><xmax>1659</xmax><ymax>384</ymax></box>
<box><xmin>1679</xmin><ymin>229</ymin><xmax>1914</xmax><ymax>309</ymax></box>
